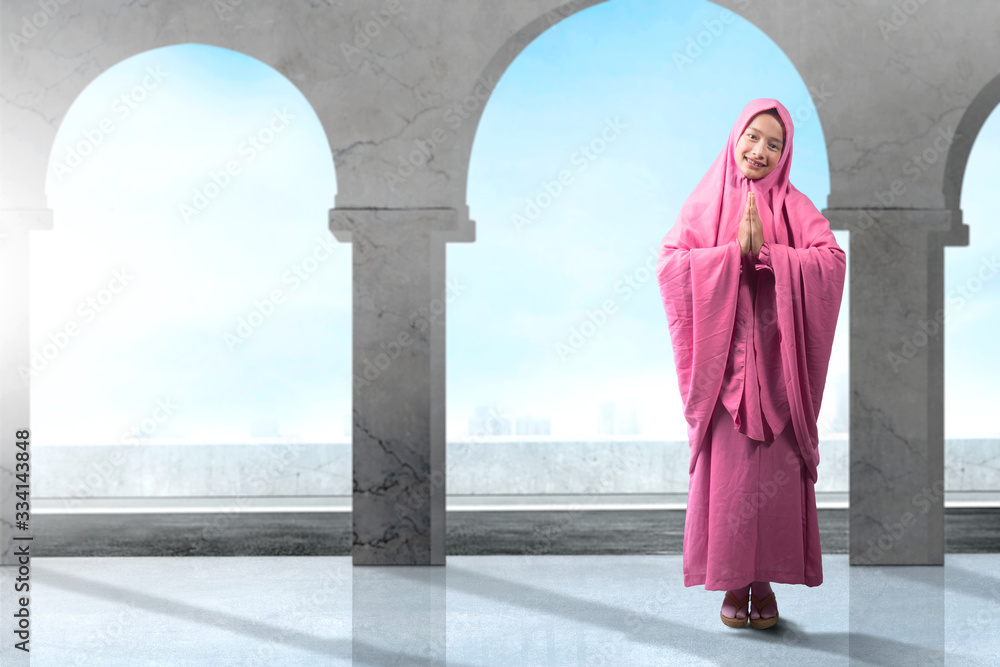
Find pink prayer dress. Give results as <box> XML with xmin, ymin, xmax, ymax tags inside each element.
<box><xmin>656</xmin><ymin>99</ymin><xmax>846</xmax><ymax>591</ymax></box>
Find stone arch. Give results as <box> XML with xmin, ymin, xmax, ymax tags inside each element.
<box><xmin>447</xmin><ymin>1</ymin><xmax>843</xmax><ymax>488</ymax></box>
<box><xmin>944</xmin><ymin>69</ymin><xmax>1000</xmax><ymax>211</ymax></box>
<box><xmin>451</xmin><ymin>0</ymin><xmax>827</xmax><ymax>220</ymax></box>
<box><xmin>448</xmin><ymin>0</ymin><xmax>608</xmax><ymax>220</ymax></box>
<box><xmin>41</xmin><ymin>42</ymin><xmax>337</xmax><ymax>218</ymax></box>
<box><xmin>37</xmin><ymin>41</ymin><xmax>341</xmax><ymax>432</ymax></box>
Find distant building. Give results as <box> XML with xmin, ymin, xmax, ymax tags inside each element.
<box><xmin>250</xmin><ymin>419</ymin><xmax>281</xmax><ymax>438</ymax></box>
<box><xmin>597</xmin><ymin>403</ymin><xmax>614</xmax><ymax>435</ymax></box>
<box><xmin>617</xmin><ymin>402</ymin><xmax>640</xmax><ymax>435</ymax></box>
<box><xmin>598</xmin><ymin>401</ymin><xmax>640</xmax><ymax>435</ymax></box>
<box><xmin>516</xmin><ymin>416</ymin><xmax>551</xmax><ymax>436</ymax></box>
<box><xmin>468</xmin><ymin>405</ymin><xmax>512</xmax><ymax>437</ymax></box>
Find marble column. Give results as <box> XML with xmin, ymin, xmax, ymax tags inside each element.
<box><xmin>329</xmin><ymin>207</ymin><xmax>470</xmax><ymax>565</ymax></box>
<box><xmin>824</xmin><ymin>208</ymin><xmax>968</xmax><ymax>565</ymax></box>
<box><xmin>0</xmin><ymin>209</ymin><xmax>52</xmax><ymax>566</ymax></box>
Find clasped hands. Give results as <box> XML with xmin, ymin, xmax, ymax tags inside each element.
<box><xmin>738</xmin><ymin>191</ymin><xmax>764</xmax><ymax>258</ymax></box>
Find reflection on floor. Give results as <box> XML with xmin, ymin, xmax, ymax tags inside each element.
<box><xmin>9</xmin><ymin>553</ymin><xmax>999</xmax><ymax>666</ymax></box>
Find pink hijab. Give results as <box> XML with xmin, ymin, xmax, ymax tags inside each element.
<box><xmin>656</xmin><ymin>98</ymin><xmax>845</xmax><ymax>483</ymax></box>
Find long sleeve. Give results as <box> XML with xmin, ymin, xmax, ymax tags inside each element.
<box><xmin>657</xmin><ymin>236</ymin><xmax>742</xmax><ymax>475</ymax></box>
<box><xmin>767</xmin><ymin>225</ymin><xmax>846</xmax><ymax>483</ymax></box>
<box><xmin>754</xmin><ymin>241</ymin><xmax>773</xmax><ymax>273</ymax></box>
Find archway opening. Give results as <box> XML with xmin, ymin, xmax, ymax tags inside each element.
<box><xmin>945</xmin><ymin>101</ymin><xmax>1000</xmax><ymax>505</ymax></box>
<box><xmin>453</xmin><ymin>0</ymin><xmax>848</xmax><ymax>512</ymax></box>
<box><xmin>37</xmin><ymin>43</ymin><xmax>345</xmax><ymax>514</ymax></box>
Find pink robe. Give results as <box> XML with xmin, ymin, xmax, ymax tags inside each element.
<box><xmin>656</xmin><ymin>99</ymin><xmax>845</xmax><ymax>590</ymax></box>
<box><xmin>680</xmin><ymin>241</ymin><xmax>823</xmax><ymax>589</ymax></box>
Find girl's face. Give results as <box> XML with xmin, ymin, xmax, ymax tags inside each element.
<box><xmin>734</xmin><ymin>112</ymin><xmax>784</xmax><ymax>179</ymax></box>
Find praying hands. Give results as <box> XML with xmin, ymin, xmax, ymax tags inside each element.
<box><xmin>738</xmin><ymin>191</ymin><xmax>764</xmax><ymax>257</ymax></box>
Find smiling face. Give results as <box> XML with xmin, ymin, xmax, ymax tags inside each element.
<box><xmin>734</xmin><ymin>111</ymin><xmax>785</xmax><ymax>179</ymax></box>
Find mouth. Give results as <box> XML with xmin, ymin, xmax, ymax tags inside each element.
<box><xmin>745</xmin><ymin>156</ymin><xmax>766</xmax><ymax>169</ymax></box>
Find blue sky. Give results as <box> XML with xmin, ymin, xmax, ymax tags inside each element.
<box><xmin>38</xmin><ymin>0</ymin><xmax>998</xmax><ymax>445</ymax></box>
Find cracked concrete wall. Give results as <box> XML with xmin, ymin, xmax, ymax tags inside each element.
<box><xmin>1</xmin><ymin>0</ymin><xmax>605</xmax><ymax>217</ymax></box>
<box><xmin>716</xmin><ymin>0</ymin><xmax>998</xmax><ymax>212</ymax></box>
<box><xmin>4</xmin><ymin>2</ymin><xmax>999</xmax><ymax>215</ymax></box>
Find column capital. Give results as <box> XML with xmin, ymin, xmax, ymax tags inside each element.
<box><xmin>329</xmin><ymin>207</ymin><xmax>474</xmax><ymax>244</ymax></box>
<box><xmin>822</xmin><ymin>207</ymin><xmax>968</xmax><ymax>246</ymax></box>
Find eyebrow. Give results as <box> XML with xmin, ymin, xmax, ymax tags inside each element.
<box><xmin>747</xmin><ymin>126</ymin><xmax>783</xmax><ymax>145</ymax></box>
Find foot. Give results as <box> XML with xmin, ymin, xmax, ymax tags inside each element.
<box><xmin>721</xmin><ymin>582</ymin><xmax>750</xmax><ymax>620</ymax></box>
<box><xmin>750</xmin><ymin>581</ymin><xmax>778</xmax><ymax>620</ymax></box>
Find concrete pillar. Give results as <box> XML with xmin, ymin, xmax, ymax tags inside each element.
<box><xmin>824</xmin><ymin>208</ymin><xmax>968</xmax><ymax>565</ymax></box>
<box><xmin>330</xmin><ymin>207</ymin><xmax>469</xmax><ymax>565</ymax></box>
<box><xmin>1</xmin><ymin>209</ymin><xmax>52</xmax><ymax>566</ymax></box>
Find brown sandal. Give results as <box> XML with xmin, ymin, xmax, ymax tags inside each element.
<box><xmin>749</xmin><ymin>591</ymin><xmax>779</xmax><ymax>629</ymax></box>
<box><xmin>720</xmin><ymin>590</ymin><xmax>749</xmax><ymax>628</ymax></box>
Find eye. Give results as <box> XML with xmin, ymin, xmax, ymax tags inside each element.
<box><xmin>769</xmin><ymin>143</ymin><xmax>778</xmax><ymax>150</ymax></box>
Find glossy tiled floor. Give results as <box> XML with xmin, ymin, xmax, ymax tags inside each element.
<box><xmin>10</xmin><ymin>553</ymin><xmax>1000</xmax><ymax>666</ymax></box>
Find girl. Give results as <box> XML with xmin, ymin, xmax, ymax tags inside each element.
<box><xmin>656</xmin><ymin>98</ymin><xmax>846</xmax><ymax>629</ymax></box>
